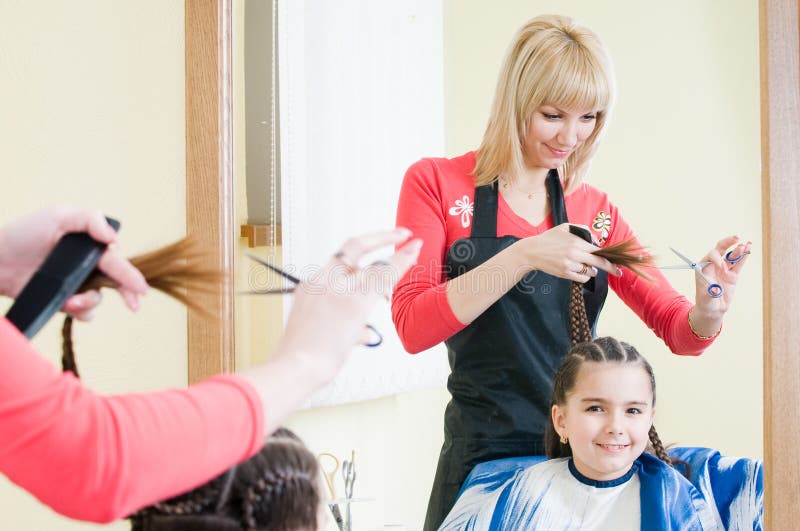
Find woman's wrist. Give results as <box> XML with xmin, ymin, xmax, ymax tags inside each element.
<box><xmin>688</xmin><ymin>306</ymin><xmax>723</xmax><ymax>340</ymax></box>
<box><xmin>509</xmin><ymin>238</ymin><xmax>539</xmax><ymax>275</ymax></box>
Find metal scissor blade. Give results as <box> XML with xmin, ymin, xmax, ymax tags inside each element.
<box><xmin>245</xmin><ymin>251</ymin><xmax>301</xmax><ymax>284</ymax></box>
<box><xmin>659</xmin><ymin>261</ymin><xmax>711</xmax><ymax>270</ymax></box>
<box><xmin>669</xmin><ymin>247</ymin><xmax>696</xmax><ymax>267</ymax></box>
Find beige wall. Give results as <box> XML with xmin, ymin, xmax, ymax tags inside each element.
<box><xmin>282</xmin><ymin>2</ymin><xmax>762</xmax><ymax>530</ymax></box>
<box><xmin>0</xmin><ymin>2</ymin><xmax>186</xmax><ymax>530</ymax></box>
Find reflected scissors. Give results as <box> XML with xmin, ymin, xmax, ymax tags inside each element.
<box><xmin>318</xmin><ymin>453</ymin><xmax>344</xmax><ymax>531</ymax></box>
<box><xmin>342</xmin><ymin>451</ymin><xmax>356</xmax><ymax>531</ymax></box>
<box><xmin>659</xmin><ymin>247</ymin><xmax>747</xmax><ymax>298</ymax></box>
<box><xmin>241</xmin><ymin>252</ymin><xmax>383</xmax><ymax>347</ymax></box>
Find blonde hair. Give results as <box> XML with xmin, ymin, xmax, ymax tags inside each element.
<box><xmin>474</xmin><ymin>14</ymin><xmax>615</xmax><ymax>192</ymax></box>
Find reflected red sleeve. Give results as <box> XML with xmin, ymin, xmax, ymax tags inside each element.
<box><xmin>0</xmin><ymin>317</ymin><xmax>264</xmax><ymax>522</ymax></box>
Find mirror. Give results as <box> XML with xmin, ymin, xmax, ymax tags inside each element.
<box><xmin>186</xmin><ymin>0</ymin><xmax>795</xmax><ymax>528</ymax></box>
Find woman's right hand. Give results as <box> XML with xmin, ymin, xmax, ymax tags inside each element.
<box><xmin>271</xmin><ymin>228</ymin><xmax>422</xmax><ymax>386</ymax></box>
<box><xmin>516</xmin><ymin>223</ymin><xmax>622</xmax><ymax>281</ymax></box>
<box><xmin>244</xmin><ymin>228</ymin><xmax>421</xmax><ymax>435</ymax></box>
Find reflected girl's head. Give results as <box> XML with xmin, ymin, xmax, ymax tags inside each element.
<box><xmin>130</xmin><ymin>428</ymin><xmax>324</xmax><ymax>531</ymax></box>
<box><xmin>546</xmin><ymin>337</ymin><xmax>672</xmax><ymax>480</ymax></box>
<box><xmin>475</xmin><ymin>14</ymin><xmax>615</xmax><ymax>191</ymax></box>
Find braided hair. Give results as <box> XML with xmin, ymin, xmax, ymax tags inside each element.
<box><xmin>129</xmin><ymin>428</ymin><xmax>323</xmax><ymax>531</ymax></box>
<box><xmin>569</xmin><ymin>238</ymin><xmax>653</xmax><ymax>345</ymax></box>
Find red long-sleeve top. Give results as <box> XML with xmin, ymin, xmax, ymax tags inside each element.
<box><xmin>392</xmin><ymin>151</ymin><xmax>715</xmax><ymax>355</ymax></box>
<box><xmin>0</xmin><ymin>317</ymin><xmax>264</xmax><ymax>523</ymax></box>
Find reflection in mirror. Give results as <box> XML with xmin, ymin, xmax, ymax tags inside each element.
<box><xmin>232</xmin><ymin>1</ymin><xmax>762</xmax><ymax>528</ymax></box>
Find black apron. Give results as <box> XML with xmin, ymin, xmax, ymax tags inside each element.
<box><xmin>423</xmin><ymin>170</ymin><xmax>609</xmax><ymax>530</ymax></box>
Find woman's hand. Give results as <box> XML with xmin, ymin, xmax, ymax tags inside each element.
<box><xmin>0</xmin><ymin>207</ymin><xmax>148</xmax><ymax>320</ymax></box>
<box><xmin>272</xmin><ymin>227</ymin><xmax>422</xmax><ymax>386</ymax></box>
<box><xmin>689</xmin><ymin>236</ymin><xmax>752</xmax><ymax>335</ymax></box>
<box><xmin>516</xmin><ymin>223</ymin><xmax>622</xmax><ymax>281</ymax></box>
<box><xmin>243</xmin><ymin>228</ymin><xmax>421</xmax><ymax>434</ymax></box>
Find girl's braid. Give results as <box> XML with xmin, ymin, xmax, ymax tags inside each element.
<box><xmin>648</xmin><ymin>425</ymin><xmax>673</xmax><ymax>466</ymax></box>
<box><xmin>61</xmin><ymin>315</ymin><xmax>79</xmax><ymax>377</ymax></box>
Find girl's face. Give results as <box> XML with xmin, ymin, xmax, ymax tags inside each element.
<box><xmin>552</xmin><ymin>362</ymin><xmax>655</xmax><ymax>481</ymax></box>
<box><xmin>523</xmin><ymin>105</ymin><xmax>597</xmax><ymax>169</ymax></box>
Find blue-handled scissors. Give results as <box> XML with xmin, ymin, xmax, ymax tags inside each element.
<box><xmin>659</xmin><ymin>247</ymin><xmax>725</xmax><ymax>298</ymax></box>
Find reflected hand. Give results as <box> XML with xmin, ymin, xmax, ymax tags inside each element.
<box><xmin>273</xmin><ymin>227</ymin><xmax>422</xmax><ymax>386</ymax></box>
<box><xmin>0</xmin><ymin>207</ymin><xmax>148</xmax><ymax>320</ymax></box>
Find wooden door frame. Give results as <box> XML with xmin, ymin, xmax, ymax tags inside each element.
<box><xmin>185</xmin><ymin>1</ymin><xmax>800</xmax><ymax>527</ymax></box>
<box><xmin>185</xmin><ymin>0</ymin><xmax>235</xmax><ymax>383</ymax></box>
<box><xmin>759</xmin><ymin>0</ymin><xmax>800</xmax><ymax>528</ymax></box>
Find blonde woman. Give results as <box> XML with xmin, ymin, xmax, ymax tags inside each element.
<box><xmin>390</xmin><ymin>15</ymin><xmax>750</xmax><ymax>529</ymax></box>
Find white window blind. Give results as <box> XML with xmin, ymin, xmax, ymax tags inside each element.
<box><xmin>277</xmin><ymin>0</ymin><xmax>449</xmax><ymax>406</ymax></box>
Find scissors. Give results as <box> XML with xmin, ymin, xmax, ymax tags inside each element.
<box><xmin>318</xmin><ymin>453</ymin><xmax>344</xmax><ymax>531</ymax></box>
<box><xmin>241</xmin><ymin>252</ymin><xmax>383</xmax><ymax>347</ymax></box>
<box><xmin>659</xmin><ymin>247</ymin><xmax>748</xmax><ymax>298</ymax></box>
<box><xmin>342</xmin><ymin>451</ymin><xmax>357</xmax><ymax>531</ymax></box>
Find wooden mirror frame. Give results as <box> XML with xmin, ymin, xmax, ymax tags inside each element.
<box><xmin>185</xmin><ymin>1</ymin><xmax>799</xmax><ymax>527</ymax></box>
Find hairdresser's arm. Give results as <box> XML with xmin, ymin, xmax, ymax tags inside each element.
<box><xmin>241</xmin><ymin>229</ymin><xmax>422</xmax><ymax>435</ymax></box>
<box><xmin>0</xmin><ymin>207</ymin><xmax>148</xmax><ymax>319</ymax></box>
<box><xmin>606</xmin><ymin>204</ymin><xmax>749</xmax><ymax>354</ymax></box>
<box><xmin>0</xmin><ymin>229</ymin><xmax>419</xmax><ymax>523</ymax></box>
<box><xmin>0</xmin><ymin>317</ymin><xmax>265</xmax><ymax>523</ymax></box>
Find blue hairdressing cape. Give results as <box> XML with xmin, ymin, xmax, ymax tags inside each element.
<box><xmin>440</xmin><ymin>448</ymin><xmax>762</xmax><ymax>531</ymax></box>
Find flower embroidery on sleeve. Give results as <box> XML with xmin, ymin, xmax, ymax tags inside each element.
<box><xmin>449</xmin><ymin>195</ymin><xmax>474</xmax><ymax>228</ymax></box>
<box><xmin>592</xmin><ymin>211</ymin><xmax>612</xmax><ymax>244</ymax></box>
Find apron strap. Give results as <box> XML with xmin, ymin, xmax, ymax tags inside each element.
<box><xmin>470</xmin><ymin>182</ymin><xmax>499</xmax><ymax>238</ymax></box>
<box><xmin>545</xmin><ymin>169</ymin><xmax>568</xmax><ymax>225</ymax></box>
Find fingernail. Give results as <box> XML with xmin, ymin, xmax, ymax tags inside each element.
<box><xmin>616</xmin><ymin>267</ymin><xmax>623</xmax><ymax>277</ymax></box>
<box><xmin>125</xmin><ymin>293</ymin><xmax>140</xmax><ymax>312</ymax></box>
<box><xmin>395</xmin><ymin>227</ymin><xmax>412</xmax><ymax>237</ymax></box>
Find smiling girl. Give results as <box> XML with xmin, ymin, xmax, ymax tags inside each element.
<box><xmin>441</xmin><ymin>337</ymin><xmax>728</xmax><ymax>530</ymax></box>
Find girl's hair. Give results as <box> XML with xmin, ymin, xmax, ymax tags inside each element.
<box><xmin>474</xmin><ymin>14</ymin><xmax>615</xmax><ymax>192</ymax></box>
<box><xmin>129</xmin><ymin>427</ymin><xmax>323</xmax><ymax>531</ymax></box>
<box><xmin>60</xmin><ymin>237</ymin><xmax>222</xmax><ymax>377</ymax></box>
<box><xmin>569</xmin><ymin>239</ymin><xmax>653</xmax><ymax>346</ymax></box>
<box><xmin>544</xmin><ymin>337</ymin><xmax>673</xmax><ymax>466</ymax></box>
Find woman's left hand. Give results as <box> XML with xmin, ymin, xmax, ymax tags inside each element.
<box><xmin>693</xmin><ymin>236</ymin><xmax>752</xmax><ymax>319</ymax></box>
<box><xmin>0</xmin><ymin>207</ymin><xmax>148</xmax><ymax>320</ymax></box>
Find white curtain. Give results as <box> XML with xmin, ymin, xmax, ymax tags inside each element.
<box><xmin>277</xmin><ymin>0</ymin><xmax>449</xmax><ymax>406</ymax></box>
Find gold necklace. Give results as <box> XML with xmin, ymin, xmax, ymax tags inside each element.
<box><xmin>499</xmin><ymin>177</ymin><xmax>548</xmax><ymax>200</ymax></box>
